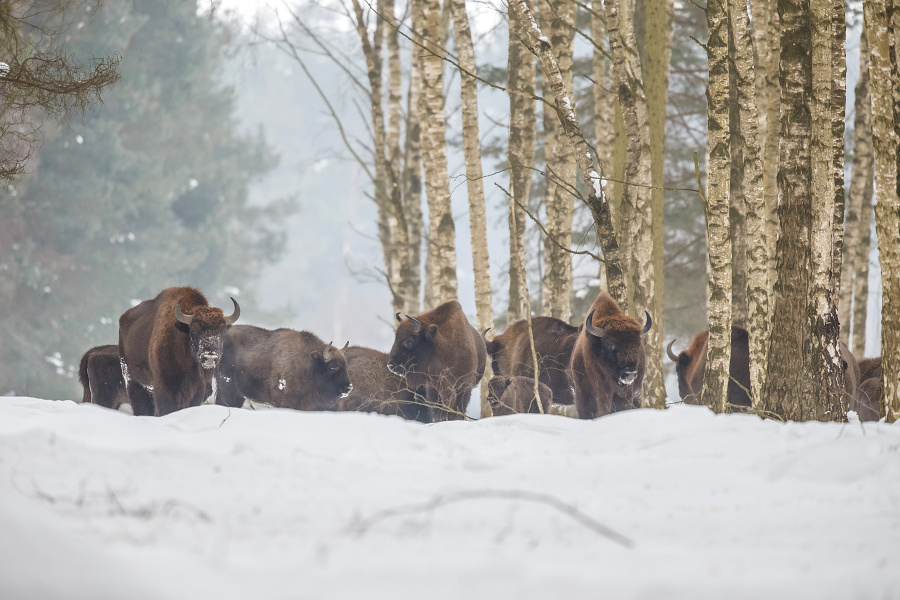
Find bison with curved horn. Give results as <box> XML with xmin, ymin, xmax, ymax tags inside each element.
<box><xmin>570</xmin><ymin>292</ymin><xmax>650</xmax><ymax>419</ymax></box>
<box><xmin>216</xmin><ymin>325</ymin><xmax>352</xmax><ymax>411</ymax></box>
<box><xmin>387</xmin><ymin>301</ymin><xmax>486</xmax><ymax>421</ymax></box>
<box><xmin>118</xmin><ymin>286</ymin><xmax>239</xmax><ymax>416</ymax></box>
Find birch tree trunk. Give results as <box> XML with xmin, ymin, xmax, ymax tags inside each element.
<box><xmin>510</xmin><ymin>0</ymin><xmax>629</xmax><ymax>309</ymax></box>
<box><xmin>592</xmin><ymin>3</ymin><xmax>614</xmax><ymax>292</ymax></box>
<box><xmin>840</xmin><ymin>22</ymin><xmax>874</xmax><ymax>351</ymax></box>
<box><xmin>765</xmin><ymin>0</ymin><xmax>812</xmax><ymax>419</ymax></box>
<box><xmin>729</xmin><ymin>0</ymin><xmax>768</xmax><ymax>408</ymax></box>
<box><xmin>749</xmin><ymin>0</ymin><xmax>770</xmax><ymax>139</ymax></box>
<box><xmin>865</xmin><ymin>0</ymin><xmax>900</xmax><ymax>422</ymax></box>
<box><xmin>700</xmin><ymin>0</ymin><xmax>732</xmax><ymax>414</ymax></box>
<box><xmin>728</xmin><ymin>17</ymin><xmax>748</xmax><ymax>327</ymax></box>
<box><xmin>414</xmin><ymin>0</ymin><xmax>458</xmax><ymax>306</ymax></box>
<box><xmin>508</xmin><ymin>0</ymin><xmax>538</xmax><ymax>323</ymax></box>
<box><xmin>403</xmin><ymin>50</ymin><xmax>425</xmax><ymax>314</ymax></box>
<box><xmin>762</xmin><ymin>0</ymin><xmax>781</xmax><ymax>308</ymax></box>
<box><xmin>541</xmin><ymin>0</ymin><xmax>576</xmax><ymax>321</ymax></box>
<box><xmin>829</xmin><ymin>0</ymin><xmax>847</xmax><ymax>305</ymax></box>
<box><xmin>805</xmin><ymin>0</ymin><xmax>845</xmax><ymax>419</ymax></box>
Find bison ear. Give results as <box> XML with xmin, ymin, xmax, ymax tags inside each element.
<box><xmin>426</xmin><ymin>323</ymin><xmax>438</xmax><ymax>339</ymax></box>
<box><xmin>677</xmin><ymin>352</ymin><xmax>691</xmax><ymax>370</ymax></box>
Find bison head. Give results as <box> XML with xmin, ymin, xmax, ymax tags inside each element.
<box><xmin>584</xmin><ymin>308</ymin><xmax>650</xmax><ymax>387</ymax></box>
<box><xmin>175</xmin><ymin>297</ymin><xmax>240</xmax><ymax>370</ymax></box>
<box><xmin>310</xmin><ymin>341</ymin><xmax>352</xmax><ymax>406</ymax></box>
<box><xmin>387</xmin><ymin>313</ymin><xmax>437</xmax><ymax>384</ymax></box>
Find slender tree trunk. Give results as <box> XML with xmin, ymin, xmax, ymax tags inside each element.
<box><xmin>541</xmin><ymin>0</ymin><xmax>576</xmax><ymax>321</ymax></box>
<box><xmin>508</xmin><ymin>0</ymin><xmax>538</xmax><ymax>324</ymax></box>
<box><xmin>607</xmin><ymin>0</ymin><xmax>663</xmax><ymax>408</ymax></box>
<box><xmin>830</xmin><ymin>0</ymin><xmax>847</xmax><ymax>305</ymax></box>
<box><xmin>592</xmin><ymin>3</ymin><xmax>614</xmax><ymax>292</ymax></box>
<box><xmin>763</xmin><ymin>0</ymin><xmax>781</xmax><ymax>311</ymax></box>
<box><xmin>840</xmin><ymin>22</ymin><xmax>874</xmax><ymax>351</ymax></box>
<box><xmin>750</xmin><ymin>0</ymin><xmax>770</xmax><ymax>141</ymax></box>
<box><xmin>728</xmin><ymin>14</ymin><xmax>749</xmax><ymax>327</ymax></box>
<box><xmin>865</xmin><ymin>0</ymin><xmax>900</xmax><ymax>422</ymax></box>
<box><xmin>414</xmin><ymin>0</ymin><xmax>458</xmax><ymax>305</ymax></box>
<box><xmin>510</xmin><ymin>0</ymin><xmax>629</xmax><ymax>309</ymax></box>
<box><xmin>805</xmin><ymin>0</ymin><xmax>845</xmax><ymax>419</ymax></box>
<box><xmin>403</xmin><ymin>49</ymin><xmax>425</xmax><ymax>314</ymax></box>
<box><xmin>765</xmin><ymin>0</ymin><xmax>813</xmax><ymax>419</ymax></box>
<box><xmin>729</xmin><ymin>0</ymin><xmax>768</xmax><ymax>408</ymax></box>
<box><xmin>700</xmin><ymin>0</ymin><xmax>732</xmax><ymax>414</ymax></box>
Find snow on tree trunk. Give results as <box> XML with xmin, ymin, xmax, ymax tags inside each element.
<box><xmin>508</xmin><ymin>0</ymin><xmax>538</xmax><ymax>324</ymax></box>
<box><xmin>700</xmin><ymin>0</ymin><xmax>732</xmax><ymax>414</ymax></box>
<box><xmin>540</xmin><ymin>0</ymin><xmax>576</xmax><ymax>322</ymax></box>
<box><xmin>509</xmin><ymin>0</ymin><xmax>629</xmax><ymax>310</ymax></box>
<box><xmin>414</xmin><ymin>0</ymin><xmax>458</xmax><ymax>306</ymax></box>
<box><xmin>864</xmin><ymin>0</ymin><xmax>900</xmax><ymax>422</ymax></box>
<box><xmin>729</xmin><ymin>0</ymin><xmax>768</xmax><ymax>409</ymax></box>
<box><xmin>840</xmin><ymin>22</ymin><xmax>874</xmax><ymax>353</ymax></box>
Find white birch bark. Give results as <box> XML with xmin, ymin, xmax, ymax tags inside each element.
<box><xmin>403</xmin><ymin>50</ymin><xmax>424</xmax><ymax>314</ymax></box>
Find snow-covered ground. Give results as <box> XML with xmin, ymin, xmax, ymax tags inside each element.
<box><xmin>1</xmin><ymin>397</ymin><xmax>898</xmax><ymax>599</ymax></box>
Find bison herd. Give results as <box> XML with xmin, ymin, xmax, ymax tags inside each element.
<box><xmin>79</xmin><ymin>285</ymin><xmax>885</xmax><ymax>422</ymax></box>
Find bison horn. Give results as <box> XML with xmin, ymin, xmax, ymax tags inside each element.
<box><xmin>482</xmin><ymin>327</ymin><xmax>492</xmax><ymax>342</ymax></box>
<box><xmin>584</xmin><ymin>309</ymin><xmax>607</xmax><ymax>338</ymax></box>
<box><xmin>175</xmin><ymin>297</ymin><xmax>193</xmax><ymax>325</ymax></box>
<box><xmin>395</xmin><ymin>312</ymin><xmax>402</xmax><ymax>323</ymax></box>
<box><xmin>342</xmin><ymin>341</ymin><xmax>349</xmax><ymax>351</ymax></box>
<box><xmin>666</xmin><ymin>339</ymin><xmax>679</xmax><ymax>362</ymax></box>
<box><xmin>641</xmin><ymin>310</ymin><xmax>652</xmax><ymax>336</ymax></box>
<box><xmin>405</xmin><ymin>314</ymin><xmax>423</xmax><ymax>334</ymax></box>
<box><xmin>225</xmin><ymin>297</ymin><xmax>241</xmax><ymax>325</ymax></box>
<box><xmin>323</xmin><ymin>342</ymin><xmax>335</xmax><ymax>362</ymax></box>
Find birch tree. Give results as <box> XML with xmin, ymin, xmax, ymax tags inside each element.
<box><xmin>402</xmin><ymin>51</ymin><xmax>425</xmax><ymax>315</ymax></box>
<box><xmin>762</xmin><ymin>0</ymin><xmax>781</xmax><ymax>305</ymax></box>
<box><xmin>839</xmin><ymin>22</ymin><xmax>874</xmax><ymax>353</ymax></box>
<box><xmin>414</xmin><ymin>0</ymin><xmax>458</xmax><ymax>306</ymax></box>
<box><xmin>864</xmin><ymin>0</ymin><xmax>900</xmax><ymax>422</ymax></box>
<box><xmin>508</xmin><ymin>0</ymin><xmax>538</xmax><ymax>323</ymax></box>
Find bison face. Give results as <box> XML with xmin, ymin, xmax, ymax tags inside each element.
<box><xmin>176</xmin><ymin>297</ymin><xmax>240</xmax><ymax>370</ymax></box>
<box><xmin>310</xmin><ymin>342</ymin><xmax>352</xmax><ymax>407</ymax></box>
<box><xmin>585</xmin><ymin>308</ymin><xmax>650</xmax><ymax>388</ymax></box>
<box><xmin>387</xmin><ymin>313</ymin><xmax>437</xmax><ymax>384</ymax></box>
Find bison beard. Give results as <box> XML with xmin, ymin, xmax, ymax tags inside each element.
<box><xmin>216</xmin><ymin>325</ymin><xmax>352</xmax><ymax>411</ymax></box>
<box><xmin>387</xmin><ymin>301</ymin><xmax>486</xmax><ymax>421</ymax></box>
<box><xmin>79</xmin><ymin>345</ymin><xmax>127</xmax><ymax>409</ymax></box>
<box><xmin>486</xmin><ymin>317</ymin><xmax>580</xmax><ymax>405</ymax></box>
<box><xmin>570</xmin><ymin>292</ymin><xmax>650</xmax><ymax>419</ymax></box>
<box><xmin>337</xmin><ymin>346</ymin><xmax>430</xmax><ymax>422</ymax></box>
<box><xmin>118</xmin><ymin>286</ymin><xmax>239</xmax><ymax>416</ymax></box>
<box><xmin>487</xmin><ymin>376</ymin><xmax>552</xmax><ymax>416</ymax></box>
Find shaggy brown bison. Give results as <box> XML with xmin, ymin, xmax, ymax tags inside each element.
<box><xmin>337</xmin><ymin>346</ymin><xmax>430</xmax><ymax>422</ymax></box>
<box><xmin>78</xmin><ymin>345</ymin><xmax>127</xmax><ymax>409</ymax></box>
<box><xmin>667</xmin><ymin>328</ymin><xmax>860</xmax><ymax>411</ymax></box>
<box><xmin>388</xmin><ymin>300</ymin><xmax>486</xmax><ymax>421</ymax></box>
<box><xmin>216</xmin><ymin>325</ymin><xmax>351</xmax><ymax>411</ymax></box>
<box><xmin>119</xmin><ymin>287</ymin><xmax>239</xmax><ymax>416</ymax></box>
<box><xmin>570</xmin><ymin>292</ymin><xmax>650</xmax><ymax>419</ymax></box>
<box><xmin>486</xmin><ymin>317</ymin><xmax>580</xmax><ymax>405</ymax></box>
<box><xmin>853</xmin><ymin>357</ymin><xmax>882</xmax><ymax>421</ymax></box>
<box><xmin>487</xmin><ymin>375</ymin><xmax>552</xmax><ymax>416</ymax></box>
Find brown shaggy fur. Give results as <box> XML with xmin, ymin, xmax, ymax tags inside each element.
<box><xmin>487</xmin><ymin>376</ymin><xmax>552</xmax><ymax>416</ymax></box>
<box><xmin>78</xmin><ymin>345</ymin><xmax>127</xmax><ymax>409</ymax></box>
<box><xmin>217</xmin><ymin>325</ymin><xmax>351</xmax><ymax>411</ymax></box>
<box><xmin>852</xmin><ymin>357</ymin><xmax>882</xmax><ymax>421</ymax></box>
<box><xmin>119</xmin><ymin>286</ymin><xmax>237</xmax><ymax>416</ymax></box>
<box><xmin>387</xmin><ymin>301</ymin><xmax>486</xmax><ymax>421</ymax></box>
<box><xmin>570</xmin><ymin>292</ymin><xmax>647</xmax><ymax>419</ymax></box>
<box><xmin>857</xmin><ymin>357</ymin><xmax>882</xmax><ymax>383</ymax></box>
<box><xmin>337</xmin><ymin>346</ymin><xmax>430</xmax><ymax>422</ymax></box>
<box><xmin>487</xmin><ymin>317</ymin><xmax>580</xmax><ymax>405</ymax></box>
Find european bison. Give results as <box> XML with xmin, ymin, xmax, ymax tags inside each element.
<box><xmin>388</xmin><ymin>300</ymin><xmax>486</xmax><ymax>421</ymax></box>
<box><xmin>853</xmin><ymin>357</ymin><xmax>882</xmax><ymax>421</ymax></box>
<box><xmin>216</xmin><ymin>325</ymin><xmax>352</xmax><ymax>411</ymax></box>
<box><xmin>337</xmin><ymin>346</ymin><xmax>430</xmax><ymax>422</ymax></box>
<box><xmin>487</xmin><ymin>375</ymin><xmax>552</xmax><ymax>416</ymax></box>
<box><xmin>667</xmin><ymin>328</ymin><xmax>860</xmax><ymax>411</ymax></box>
<box><xmin>119</xmin><ymin>287</ymin><xmax>239</xmax><ymax>416</ymax></box>
<box><xmin>486</xmin><ymin>317</ymin><xmax>580</xmax><ymax>405</ymax></box>
<box><xmin>78</xmin><ymin>345</ymin><xmax>127</xmax><ymax>409</ymax></box>
<box><xmin>570</xmin><ymin>292</ymin><xmax>651</xmax><ymax>419</ymax></box>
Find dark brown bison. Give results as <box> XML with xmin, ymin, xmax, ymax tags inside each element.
<box><xmin>667</xmin><ymin>328</ymin><xmax>860</xmax><ymax>411</ymax></box>
<box><xmin>853</xmin><ymin>357</ymin><xmax>882</xmax><ymax>421</ymax></box>
<box><xmin>387</xmin><ymin>300</ymin><xmax>486</xmax><ymax>421</ymax></box>
<box><xmin>486</xmin><ymin>317</ymin><xmax>580</xmax><ymax>405</ymax></box>
<box><xmin>337</xmin><ymin>346</ymin><xmax>430</xmax><ymax>422</ymax></box>
<box><xmin>78</xmin><ymin>345</ymin><xmax>127</xmax><ymax>409</ymax></box>
<box><xmin>216</xmin><ymin>325</ymin><xmax>351</xmax><ymax>411</ymax></box>
<box><xmin>487</xmin><ymin>375</ymin><xmax>552</xmax><ymax>416</ymax></box>
<box><xmin>119</xmin><ymin>287</ymin><xmax>239</xmax><ymax>416</ymax></box>
<box><xmin>570</xmin><ymin>292</ymin><xmax>650</xmax><ymax>419</ymax></box>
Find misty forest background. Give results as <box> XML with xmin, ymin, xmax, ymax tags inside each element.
<box><xmin>0</xmin><ymin>0</ymin><xmax>886</xmax><ymax>403</ymax></box>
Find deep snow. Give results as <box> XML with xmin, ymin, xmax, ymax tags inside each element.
<box><xmin>1</xmin><ymin>397</ymin><xmax>898</xmax><ymax>599</ymax></box>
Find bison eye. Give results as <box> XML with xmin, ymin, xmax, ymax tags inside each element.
<box><xmin>402</xmin><ymin>338</ymin><xmax>415</xmax><ymax>350</ymax></box>
<box><xmin>329</xmin><ymin>365</ymin><xmax>339</xmax><ymax>373</ymax></box>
